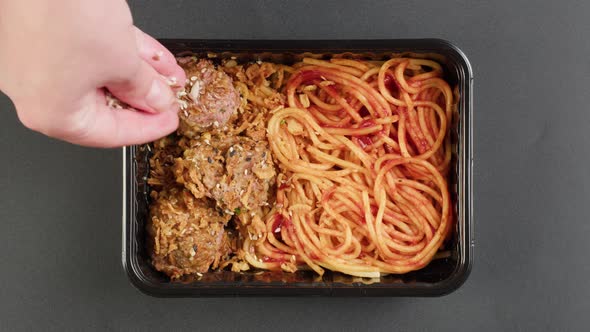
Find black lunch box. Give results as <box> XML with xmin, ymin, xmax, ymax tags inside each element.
<box><xmin>123</xmin><ymin>39</ymin><xmax>474</xmax><ymax>297</ymax></box>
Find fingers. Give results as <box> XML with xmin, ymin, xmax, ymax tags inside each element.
<box><xmin>62</xmin><ymin>93</ymin><xmax>179</xmax><ymax>148</ymax></box>
<box><xmin>105</xmin><ymin>27</ymin><xmax>185</xmax><ymax>114</ymax></box>
<box><xmin>18</xmin><ymin>25</ymin><xmax>188</xmax><ymax>147</ymax></box>
<box><xmin>106</xmin><ymin>58</ymin><xmax>178</xmax><ymax>114</ymax></box>
<box><xmin>93</xmin><ymin>108</ymin><xmax>178</xmax><ymax>148</ymax></box>
<box><xmin>134</xmin><ymin>27</ymin><xmax>186</xmax><ymax>86</ymax></box>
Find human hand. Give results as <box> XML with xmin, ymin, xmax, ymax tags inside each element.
<box><xmin>0</xmin><ymin>0</ymin><xmax>185</xmax><ymax>147</ymax></box>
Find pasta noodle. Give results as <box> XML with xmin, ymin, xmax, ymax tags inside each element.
<box><xmin>247</xmin><ymin>57</ymin><xmax>455</xmax><ymax>278</ymax></box>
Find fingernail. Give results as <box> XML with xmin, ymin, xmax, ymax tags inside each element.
<box><xmin>161</xmin><ymin>74</ymin><xmax>183</xmax><ymax>90</ymax></box>
<box><xmin>165</xmin><ymin>75</ymin><xmax>177</xmax><ymax>86</ymax></box>
<box><xmin>146</xmin><ymin>79</ymin><xmax>175</xmax><ymax>112</ymax></box>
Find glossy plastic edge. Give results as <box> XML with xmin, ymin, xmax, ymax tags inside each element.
<box><xmin>121</xmin><ymin>38</ymin><xmax>474</xmax><ymax>297</ymax></box>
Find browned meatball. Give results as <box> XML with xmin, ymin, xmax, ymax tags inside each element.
<box><xmin>176</xmin><ymin>58</ymin><xmax>240</xmax><ymax>137</ymax></box>
<box><xmin>173</xmin><ymin>143</ymin><xmax>224</xmax><ymax>200</ymax></box>
<box><xmin>147</xmin><ymin>188</ymin><xmax>232</xmax><ymax>279</ymax></box>
<box><xmin>219</xmin><ymin>138</ymin><xmax>276</xmax><ymax>212</ymax></box>
<box><xmin>172</xmin><ymin>136</ymin><xmax>276</xmax><ymax>214</ymax></box>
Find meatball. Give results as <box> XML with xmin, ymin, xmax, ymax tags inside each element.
<box><xmin>173</xmin><ymin>136</ymin><xmax>276</xmax><ymax>213</ymax></box>
<box><xmin>173</xmin><ymin>143</ymin><xmax>225</xmax><ymax>200</ymax></box>
<box><xmin>220</xmin><ymin>138</ymin><xmax>276</xmax><ymax>212</ymax></box>
<box><xmin>147</xmin><ymin>188</ymin><xmax>232</xmax><ymax>279</ymax></box>
<box><xmin>177</xmin><ymin>58</ymin><xmax>240</xmax><ymax>137</ymax></box>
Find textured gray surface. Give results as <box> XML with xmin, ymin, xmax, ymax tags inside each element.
<box><xmin>1</xmin><ymin>0</ymin><xmax>589</xmax><ymax>330</ymax></box>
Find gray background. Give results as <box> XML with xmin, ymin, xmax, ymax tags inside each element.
<box><xmin>1</xmin><ymin>0</ymin><xmax>588</xmax><ymax>330</ymax></box>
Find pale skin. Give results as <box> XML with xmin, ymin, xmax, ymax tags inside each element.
<box><xmin>0</xmin><ymin>0</ymin><xmax>186</xmax><ymax>147</ymax></box>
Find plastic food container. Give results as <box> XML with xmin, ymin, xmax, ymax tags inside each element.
<box><xmin>122</xmin><ymin>39</ymin><xmax>473</xmax><ymax>297</ymax></box>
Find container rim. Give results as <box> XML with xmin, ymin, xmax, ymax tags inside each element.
<box><xmin>122</xmin><ymin>38</ymin><xmax>474</xmax><ymax>297</ymax></box>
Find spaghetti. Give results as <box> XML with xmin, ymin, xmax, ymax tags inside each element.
<box><xmin>243</xmin><ymin>57</ymin><xmax>455</xmax><ymax>278</ymax></box>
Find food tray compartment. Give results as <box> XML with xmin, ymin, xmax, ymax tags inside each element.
<box><xmin>123</xmin><ymin>39</ymin><xmax>473</xmax><ymax>297</ymax></box>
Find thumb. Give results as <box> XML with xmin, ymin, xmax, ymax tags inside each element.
<box><xmin>61</xmin><ymin>90</ymin><xmax>179</xmax><ymax>148</ymax></box>
<box><xmin>105</xmin><ymin>57</ymin><xmax>178</xmax><ymax>114</ymax></box>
